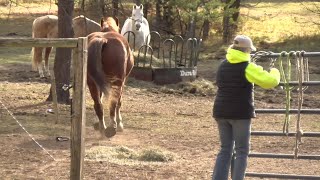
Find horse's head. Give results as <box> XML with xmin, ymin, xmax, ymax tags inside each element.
<box><xmin>131</xmin><ymin>4</ymin><xmax>144</xmax><ymax>31</ymax></box>
<box><xmin>100</xmin><ymin>17</ymin><xmax>120</xmax><ymax>33</ymax></box>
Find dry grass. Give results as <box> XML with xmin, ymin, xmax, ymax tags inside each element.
<box><xmin>86</xmin><ymin>145</ymin><xmax>176</xmax><ymax>164</ymax></box>
<box><xmin>203</xmin><ymin>0</ymin><xmax>320</xmax><ymax>54</ymax></box>
<box><xmin>239</xmin><ymin>1</ymin><xmax>320</xmax><ymax>51</ymax></box>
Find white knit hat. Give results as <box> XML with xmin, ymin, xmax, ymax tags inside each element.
<box><xmin>233</xmin><ymin>35</ymin><xmax>256</xmax><ymax>51</ymax></box>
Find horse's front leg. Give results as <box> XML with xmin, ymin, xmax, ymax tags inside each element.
<box><xmin>44</xmin><ymin>47</ymin><xmax>52</xmax><ymax>77</ymax></box>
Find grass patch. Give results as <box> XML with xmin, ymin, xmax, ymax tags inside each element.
<box><xmin>0</xmin><ymin>47</ymin><xmax>32</xmax><ymax>64</ymax></box>
<box><xmin>138</xmin><ymin>147</ymin><xmax>175</xmax><ymax>162</ymax></box>
<box><xmin>177</xmin><ymin>78</ymin><xmax>216</xmax><ymax>96</ymax></box>
<box><xmin>0</xmin><ymin>1</ymin><xmax>57</xmax><ymax>36</ymax></box>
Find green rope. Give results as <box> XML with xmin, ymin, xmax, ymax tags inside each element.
<box><xmin>278</xmin><ymin>51</ymin><xmax>296</xmax><ymax>134</ymax></box>
<box><xmin>294</xmin><ymin>50</ymin><xmax>309</xmax><ymax>159</ymax></box>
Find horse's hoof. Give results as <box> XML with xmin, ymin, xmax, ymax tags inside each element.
<box><xmin>117</xmin><ymin>122</ymin><xmax>124</xmax><ymax>132</ymax></box>
<box><xmin>117</xmin><ymin>127</ymin><xmax>124</xmax><ymax>132</ymax></box>
<box><xmin>93</xmin><ymin>122</ymin><xmax>99</xmax><ymax>130</ymax></box>
<box><xmin>105</xmin><ymin>126</ymin><xmax>117</xmax><ymax>138</ymax></box>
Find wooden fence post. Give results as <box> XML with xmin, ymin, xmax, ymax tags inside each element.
<box><xmin>70</xmin><ymin>37</ymin><xmax>87</xmax><ymax>180</ymax></box>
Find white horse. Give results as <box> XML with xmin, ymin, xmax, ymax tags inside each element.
<box><xmin>121</xmin><ymin>4</ymin><xmax>150</xmax><ymax>51</ymax></box>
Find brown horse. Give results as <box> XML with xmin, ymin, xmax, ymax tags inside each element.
<box><xmin>31</xmin><ymin>15</ymin><xmax>101</xmax><ymax>77</ymax></box>
<box><xmin>87</xmin><ymin>17</ymin><xmax>134</xmax><ymax>138</ymax></box>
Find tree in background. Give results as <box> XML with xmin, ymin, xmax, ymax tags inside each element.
<box><xmin>112</xmin><ymin>0</ymin><xmax>119</xmax><ymax>17</ymax></box>
<box><xmin>47</xmin><ymin>0</ymin><xmax>74</xmax><ymax>104</ymax></box>
<box><xmin>135</xmin><ymin>0</ymin><xmax>141</xmax><ymax>5</ymax></box>
<box><xmin>170</xmin><ymin>0</ymin><xmax>222</xmax><ymax>39</ymax></box>
<box><xmin>83</xmin><ymin>0</ymin><xmax>224</xmax><ymax>40</ymax></box>
<box><xmin>222</xmin><ymin>0</ymin><xmax>241</xmax><ymax>43</ymax></box>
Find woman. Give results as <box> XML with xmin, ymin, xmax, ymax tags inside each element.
<box><xmin>212</xmin><ymin>35</ymin><xmax>280</xmax><ymax>180</ymax></box>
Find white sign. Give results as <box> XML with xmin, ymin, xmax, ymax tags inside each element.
<box><xmin>180</xmin><ymin>69</ymin><xmax>197</xmax><ymax>77</ymax></box>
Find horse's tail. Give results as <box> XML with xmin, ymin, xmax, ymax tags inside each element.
<box><xmin>87</xmin><ymin>38</ymin><xmax>108</xmax><ymax>94</ymax></box>
<box><xmin>31</xmin><ymin>20</ymin><xmax>39</xmax><ymax>71</ymax></box>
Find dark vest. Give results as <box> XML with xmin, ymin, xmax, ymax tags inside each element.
<box><xmin>213</xmin><ymin>60</ymin><xmax>255</xmax><ymax>119</ymax></box>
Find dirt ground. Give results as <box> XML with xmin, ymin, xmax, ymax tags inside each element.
<box><xmin>0</xmin><ymin>53</ymin><xmax>320</xmax><ymax>180</ymax></box>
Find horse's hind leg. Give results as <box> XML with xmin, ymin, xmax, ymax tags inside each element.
<box><xmin>116</xmin><ymin>87</ymin><xmax>124</xmax><ymax>132</ymax></box>
<box><xmin>44</xmin><ymin>47</ymin><xmax>52</xmax><ymax>77</ymax></box>
<box><xmin>105</xmin><ymin>85</ymin><xmax>122</xmax><ymax>137</ymax></box>
<box><xmin>88</xmin><ymin>78</ymin><xmax>106</xmax><ymax>138</ymax></box>
<box><xmin>33</xmin><ymin>47</ymin><xmax>44</xmax><ymax>78</ymax></box>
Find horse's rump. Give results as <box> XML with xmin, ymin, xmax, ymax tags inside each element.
<box><xmin>87</xmin><ymin>33</ymin><xmax>108</xmax><ymax>93</ymax></box>
<box><xmin>87</xmin><ymin>32</ymin><xmax>134</xmax><ymax>93</ymax></box>
<box><xmin>31</xmin><ymin>15</ymin><xmax>58</xmax><ymax>71</ymax></box>
<box><xmin>32</xmin><ymin>15</ymin><xmax>58</xmax><ymax>38</ymax></box>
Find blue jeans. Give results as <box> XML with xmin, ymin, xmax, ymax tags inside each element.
<box><xmin>212</xmin><ymin>118</ymin><xmax>251</xmax><ymax>180</ymax></box>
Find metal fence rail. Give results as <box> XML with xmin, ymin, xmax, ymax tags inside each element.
<box><xmin>247</xmin><ymin>51</ymin><xmax>320</xmax><ymax>179</ymax></box>
<box><xmin>251</xmin><ymin>51</ymin><xmax>320</xmax><ymax>58</ymax></box>
<box><xmin>249</xmin><ymin>153</ymin><xmax>320</xmax><ymax>160</ymax></box>
<box><xmin>255</xmin><ymin>109</ymin><xmax>320</xmax><ymax>114</ymax></box>
<box><xmin>251</xmin><ymin>131</ymin><xmax>320</xmax><ymax>137</ymax></box>
<box><xmin>278</xmin><ymin>81</ymin><xmax>320</xmax><ymax>86</ymax></box>
<box><xmin>245</xmin><ymin>172</ymin><xmax>320</xmax><ymax>179</ymax></box>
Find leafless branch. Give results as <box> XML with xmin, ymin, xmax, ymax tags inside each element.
<box><xmin>300</xmin><ymin>2</ymin><xmax>320</xmax><ymax>16</ymax></box>
<box><xmin>299</xmin><ymin>2</ymin><xmax>320</xmax><ymax>26</ymax></box>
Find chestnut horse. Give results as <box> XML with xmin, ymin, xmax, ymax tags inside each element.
<box><xmin>31</xmin><ymin>15</ymin><xmax>100</xmax><ymax>77</ymax></box>
<box><xmin>87</xmin><ymin>17</ymin><xmax>134</xmax><ymax>138</ymax></box>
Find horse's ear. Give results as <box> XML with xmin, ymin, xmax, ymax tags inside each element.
<box><xmin>140</xmin><ymin>4</ymin><xmax>143</xmax><ymax>10</ymax></box>
<box><xmin>133</xmin><ymin>4</ymin><xmax>136</xmax><ymax>9</ymax></box>
<box><xmin>100</xmin><ymin>18</ymin><xmax>104</xmax><ymax>27</ymax></box>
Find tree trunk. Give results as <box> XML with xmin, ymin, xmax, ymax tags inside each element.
<box><xmin>100</xmin><ymin>0</ymin><xmax>105</xmax><ymax>16</ymax></box>
<box><xmin>163</xmin><ymin>0</ymin><xmax>174</xmax><ymax>33</ymax></box>
<box><xmin>222</xmin><ymin>13</ymin><xmax>230</xmax><ymax>43</ymax></box>
<box><xmin>79</xmin><ymin>0</ymin><xmax>85</xmax><ymax>11</ymax></box>
<box><xmin>112</xmin><ymin>0</ymin><xmax>119</xmax><ymax>17</ymax></box>
<box><xmin>222</xmin><ymin>0</ymin><xmax>241</xmax><ymax>44</ymax></box>
<box><xmin>143</xmin><ymin>2</ymin><xmax>150</xmax><ymax>19</ymax></box>
<box><xmin>47</xmin><ymin>0</ymin><xmax>74</xmax><ymax>104</ymax></box>
<box><xmin>187</xmin><ymin>16</ymin><xmax>196</xmax><ymax>38</ymax></box>
<box><xmin>202</xmin><ymin>19</ymin><xmax>210</xmax><ymax>40</ymax></box>
<box><xmin>156</xmin><ymin>0</ymin><xmax>162</xmax><ymax>27</ymax></box>
<box><xmin>135</xmin><ymin>0</ymin><xmax>141</xmax><ymax>6</ymax></box>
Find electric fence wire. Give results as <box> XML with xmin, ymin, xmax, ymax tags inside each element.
<box><xmin>0</xmin><ymin>99</ymin><xmax>56</xmax><ymax>161</ymax></box>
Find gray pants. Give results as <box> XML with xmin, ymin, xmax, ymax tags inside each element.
<box><xmin>212</xmin><ymin>118</ymin><xmax>251</xmax><ymax>180</ymax></box>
